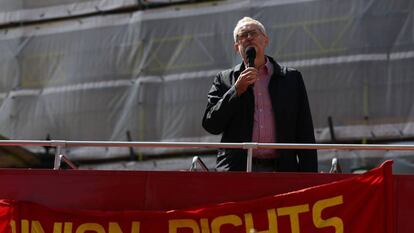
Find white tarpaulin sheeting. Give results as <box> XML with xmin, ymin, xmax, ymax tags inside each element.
<box><xmin>1</xmin><ymin>0</ymin><xmax>414</xmax><ymax>159</ymax></box>
<box><xmin>0</xmin><ymin>0</ymin><xmax>137</xmax><ymax>25</ymax></box>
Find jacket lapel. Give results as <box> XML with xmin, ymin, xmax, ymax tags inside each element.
<box><xmin>268</xmin><ymin>57</ymin><xmax>284</xmax><ymax>142</ymax></box>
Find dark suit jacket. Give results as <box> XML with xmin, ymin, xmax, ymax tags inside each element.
<box><xmin>202</xmin><ymin>56</ymin><xmax>317</xmax><ymax>172</ymax></box>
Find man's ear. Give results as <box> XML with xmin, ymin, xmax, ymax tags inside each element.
<box><xmin>264</xmin><ymin>34</ymin><xmax>269</xmax><ymax>47</ymax></box>
<box><xmin>233</xmin><ymin>42</ymin><xmax>239</xmax><ymax>53</ymax></box>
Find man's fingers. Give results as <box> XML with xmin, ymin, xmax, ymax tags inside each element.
<box><xmin>248</xmin><ymin>75</ymin><xmax>258</xmax><ymax>83</ymax></box>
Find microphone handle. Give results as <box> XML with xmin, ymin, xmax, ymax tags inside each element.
<box><xmin>247</xmin><ymin>58</ymin><xmax>255</xmax><ymax>88</ymax></box>
<box><xmin>247</xmin><ymin>58</ymin><xmax>255</xmax><ymax>68</ymax></box>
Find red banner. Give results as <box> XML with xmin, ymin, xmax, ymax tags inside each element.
<box><xmin>0</xmin><ymin>161</ymin><xmax>393</xmax><ymax>233</ymax></box>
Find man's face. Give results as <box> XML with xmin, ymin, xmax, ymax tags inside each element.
<box><xmin>234</xmin><ymin>23</ymin><xmax>269</xmax><ymax>61</ymax></box>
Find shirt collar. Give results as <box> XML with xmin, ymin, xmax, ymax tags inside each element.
<box><xmin>257</xmin><ymin>57</ymin><xmax>273</xmax><ymax>76</ymax></box>
<box><xmin>234</xmin><ymin>56</ymin><xmax>278</xmax><ymax>77</ymax></box>
<box><xmin>264</xmin><ymin>57</ymin><xmax>273</xmax><ymax>76</ymax></box>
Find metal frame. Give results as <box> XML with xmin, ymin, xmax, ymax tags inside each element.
<box><xmin>189</xmin><ymin>156</ymin><xmax>209</xmax><ymax>172</ymax></box>
<box><xmin>54</xmin><ymin>154</ymin><xmax>78</xmax><ymax>170</ymax></box>
<box><xmin>1</xmin><ymin>140</ymin><xmax>414</xmax><ymax>171</ymax></box>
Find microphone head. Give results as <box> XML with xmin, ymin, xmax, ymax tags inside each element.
<box><xmin>245</xmin><ymin>47</ymin><xmax>256</xmax><ymax>68</ymax></box>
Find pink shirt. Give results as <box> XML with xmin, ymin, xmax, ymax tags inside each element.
<box><xmin>251</xmin><ymin>59</ymin><xmax>277</xmax><ymax>158</ymax></box>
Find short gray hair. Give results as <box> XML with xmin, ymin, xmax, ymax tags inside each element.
<box><xmin>233</xmin><ymin>17</ymin><xmax>266</xmax><ymax>42</ymax></box>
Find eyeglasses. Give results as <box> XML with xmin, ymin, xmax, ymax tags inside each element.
<box><xmin>236</xmin><ymin>30</ymin><xmax>260</xmax><ymax>42</ymax></box>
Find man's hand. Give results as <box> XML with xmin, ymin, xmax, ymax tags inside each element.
<box><xmin>235</xmin><ymin>67</ymin><xmax>258</xmax><ymax>96</ymax></box>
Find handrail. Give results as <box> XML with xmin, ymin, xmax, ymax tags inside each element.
<box><xmin>1</xmin><ymin>140</ymin><xmax>414</xmax><ymax>150</ymax></box>
<box><xmin>1</xmin><ymin>140</ymin><xmax>414</xmax><ymax>171</ymax></box>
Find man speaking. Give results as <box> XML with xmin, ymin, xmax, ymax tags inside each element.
<box><xmin>202</xmin><ymin>17</ymin><xmax>317</xmax><ymax>172</ymax></box>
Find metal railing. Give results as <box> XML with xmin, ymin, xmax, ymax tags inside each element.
<box><xmin>1</xmin><ymin>140</ymin><xmax>414</xmax><ymax>171</ymax></box>
<box><xmin>54</xmin><ymin>154</ymin><xmax>78</xmax><ymax>170</ymax></box>
<box><xmin>190</xmin><ymin>156</ymin><xmax>209</xmax><ymax>172</ymax></box>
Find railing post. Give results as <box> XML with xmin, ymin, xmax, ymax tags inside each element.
<box><xmin>243</xmin><ymin>143</ymin><xmax>257</xmax><ymax>172</ymax></box>
<box><xmin>190</xmin><ymin>156</ymin><xmax>209</xmax><ymax>172</ymax></box>
<box><xmin>54</xmin><ymin>148</ymin><xmax>62</xmax><ymax>170</ymax></box>
<box><xmin>247</xmin><ymin>148</ymin><xmax>253</xmax><ymax>172</ymax></box>
<box><xmin>52</xmin><ymin>140</ymin><xmax>67</xmax><ymax>170</ymax></box>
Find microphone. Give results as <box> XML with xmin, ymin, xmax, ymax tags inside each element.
<box><xmin>245</xmin><ymin>47</ymin><xmax>256</xmax><ymax>68</ymax></box>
